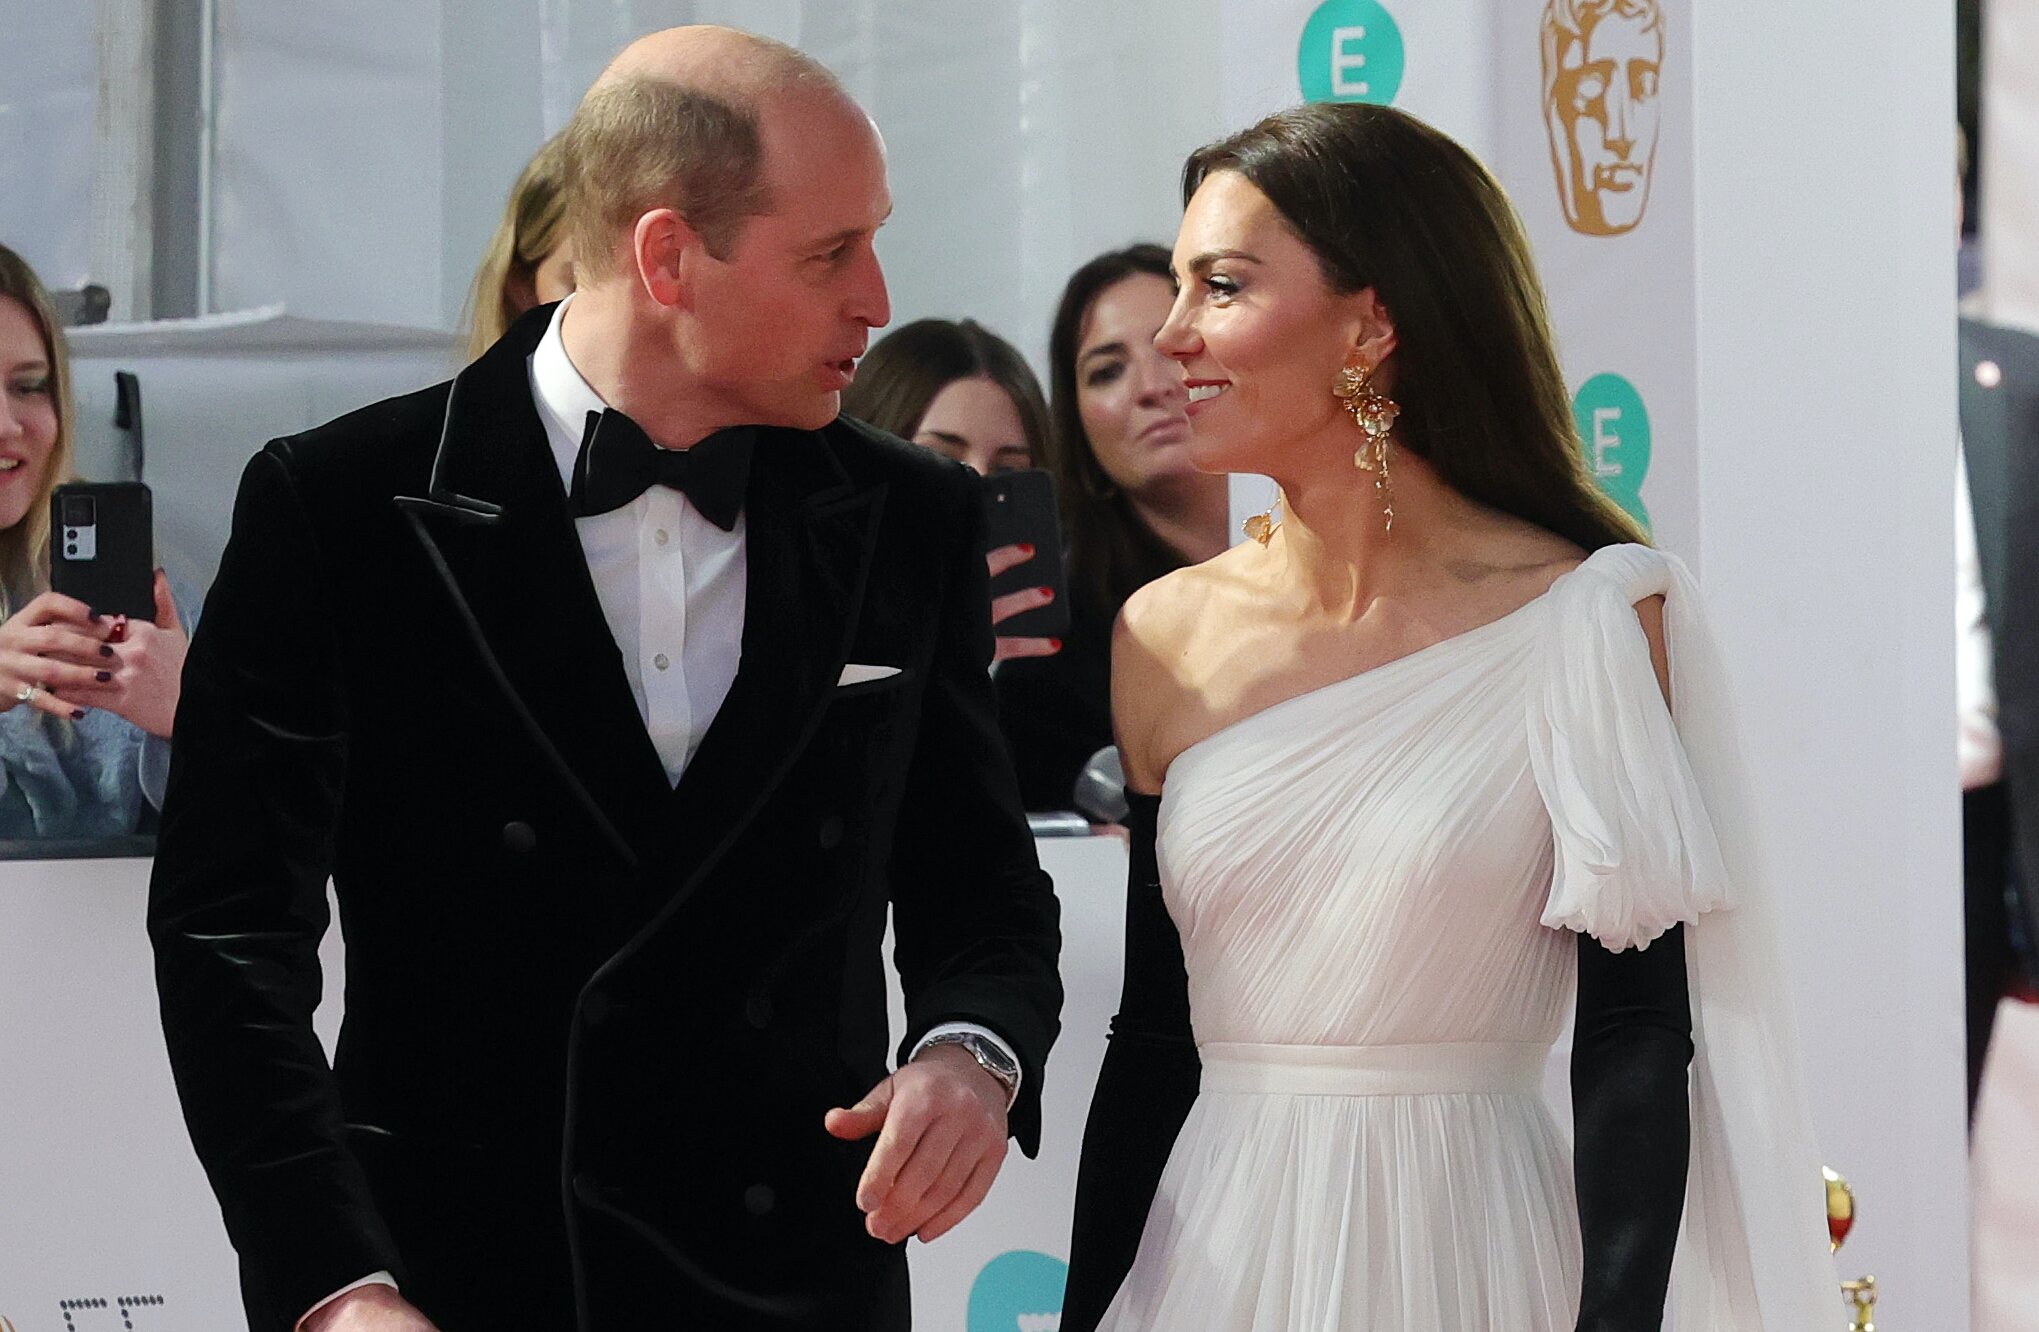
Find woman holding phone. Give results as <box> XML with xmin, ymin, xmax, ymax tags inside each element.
<box><xmin>0</xmin><ymin>243</ymin><xmax>187</xmax><ymax>840</ymax></box>
<box><xmin>844</xmin><ymin>316</ymin><xmax>1063</xmax><ymax>662</ymax></box>
<box><xmin>991</xmin><ymin>245</ymin><xmax>1231</xmax><ymax>813</ymax></box>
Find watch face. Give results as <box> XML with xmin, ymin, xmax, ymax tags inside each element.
<box><xmin>973</xmin><ymin>1037</ymin><xmax>1018</xmax><ymax>1079</ymax></box>
<box><xmin>940</xmin><ymin>1033</ymin><xmax>1016</xmax><ymax>1085</ymax></box>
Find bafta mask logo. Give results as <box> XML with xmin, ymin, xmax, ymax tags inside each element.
<box><xmin>1540</xmin><ymin>0</ymin><xmax>1664</xmax><ymax>236</ymax></box>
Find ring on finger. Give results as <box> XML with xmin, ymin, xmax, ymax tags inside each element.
<box><xmin>14</xmin><ymin>682</ymin><xmax>42</xmax><ymax>703</ymax></box>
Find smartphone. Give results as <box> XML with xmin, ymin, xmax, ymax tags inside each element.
<box><xmin>50</xmin><ymin>482</ymin><xmax>155</xmax><ymax>620</ymax></box>
<box><xmin>981</xmin><ymin>468</ymin><xmax>1070</xmax><ymax>640</ymax></box>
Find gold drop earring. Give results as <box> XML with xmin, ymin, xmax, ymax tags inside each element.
<box><xmin>1333</xmin><ymin>360</ymin><xmax>1400</xmax><ymax>532</ymax></box>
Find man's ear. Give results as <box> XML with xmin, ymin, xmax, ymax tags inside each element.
<box><xmin>632</xmin><ymin>208</ymin><xmax>705</xmax><ymax>310</ymax></box>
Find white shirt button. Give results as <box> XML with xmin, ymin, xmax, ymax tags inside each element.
<box><xmin>653</xmin><ymin>652</ymin><xmax>671</xmax><ymax>672</ymax></box>
<box><xmin>654</xmin><ymin>528</ymin><xmax>670</xmax><ymax>546</ymax></box>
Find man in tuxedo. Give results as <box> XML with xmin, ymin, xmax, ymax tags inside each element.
<box><xmin>148</xmin><ymin>27</ymin><xmax>1060</xmax><ymax>1332</ymax></box>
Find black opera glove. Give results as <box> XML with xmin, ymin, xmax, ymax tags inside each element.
<box><xmin>1061</xmin><ymin>792</ymin><xmax>1201</xmax><ymax>1332</ymax></box>
<box><xmin>1572</xmin><ymin>923</ymin><xmax>1694</xmax><ymax>1332</ymax></box>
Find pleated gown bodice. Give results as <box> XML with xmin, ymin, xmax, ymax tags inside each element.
<box><xmin>1158</xmin><ymin>600</ymin><xmax>1572</xmax><ymax>1057</ymax></box>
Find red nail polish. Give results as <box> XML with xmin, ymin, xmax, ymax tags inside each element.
<box><xmin>1018</xmin><ymin>543</ymin><xmax>1035</xmax><ymax>557</ymax></box>
<box><xmin>1048</xmin><ymin>639</ymin><xmax>1063</xmax><ymax>651</ymax></box>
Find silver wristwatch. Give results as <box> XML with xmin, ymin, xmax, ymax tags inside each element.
<box><xmin>918</xmin><ymin>1030</ymin><xmax>1021</xmax><ymax>1106</ymax></box>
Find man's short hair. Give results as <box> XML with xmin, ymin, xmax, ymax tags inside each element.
<box><xmin>559</xmin><ymin>77</ymin><xmax>771</xmax><ymax>274</ymax></box>
<box><xmin>559</xmin><ymin>38</ymin><xmax>847</xmax><ymax>275</ymax></box>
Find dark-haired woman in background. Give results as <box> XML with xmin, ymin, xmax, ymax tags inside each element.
<box><xmin>1062</xmin><ymin>104</ymin><xmax>1836</xmax><ymax>1330</ymax></box>
<box><xmin>992</xmin><ymin>246</ymin><xmax>1230</xmax><ymax>812</ymax></box>
<box><xmin>843</xmin><ymin>316</ymin><xmax>1060</xmax><ymax>661</ymax></box>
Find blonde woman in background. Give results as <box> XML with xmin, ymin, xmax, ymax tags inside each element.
<box><xmin>464</xmin><ymin>133</ymin><xmax>577</xmax><ymax>360</ymax></box>
<box><xmin>0</xmin><ymin>243</ymin><xmax>187</xmax><ymax>840</ymax></box>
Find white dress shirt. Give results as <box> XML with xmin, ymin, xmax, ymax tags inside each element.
<box><xmin>533</xmin><ymin>298</ymin><xmax>748</xmax><ymax>784</ymax></box>
<box><xmin>301</xmin><ymin>299</ymin><xmax>1014</xmax><ymax>1327</ymax></box>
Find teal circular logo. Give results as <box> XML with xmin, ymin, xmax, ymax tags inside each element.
<box><xmin>968</xmin><ymin>1250</ymin><xmax>1068</xmax><ymax>1332</ymax></box>
<box><xmin>1297</xmin><ymin>0</ymin><xmax>1406</xmax><ymax>105</ymax></box>
<box><xmin>1572</xmin><ymin>373</ymin><xmax>1652</xmax><ymax>532</ymax></box>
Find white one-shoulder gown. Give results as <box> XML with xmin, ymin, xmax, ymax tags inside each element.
<box><xmin>1096</xmin><ymin>544</ymin><xmax>1840</xmax><ymax>1331</ymax></box>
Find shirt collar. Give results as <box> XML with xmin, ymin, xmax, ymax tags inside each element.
<box><xmin>529</xmin><ymin>295</ymin><xmax>609</xmax><ymax>494</ymax></box>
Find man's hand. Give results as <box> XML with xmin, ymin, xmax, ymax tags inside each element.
<box><xmin>299</xmin><ymin>1285</ymin><xmax>439</xmax><ymax>1332</ymax></box>
<box><xmin>823</xmin><ymin>1043</ymin><xmax>1010</xmax><ymax>1244</ymax></box>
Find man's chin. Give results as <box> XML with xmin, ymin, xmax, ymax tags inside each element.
<box><xmin>790</xmin><ymin>394</ymin><xmax>843</xmax><ymax>431</ymax></box>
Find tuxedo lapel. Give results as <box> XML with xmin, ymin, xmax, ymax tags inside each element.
<box><xmin>396</xmin><ymin>306</ymin><xmax>672</xmax><ymax>868</ymax></box>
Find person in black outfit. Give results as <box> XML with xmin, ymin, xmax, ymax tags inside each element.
<box><xmin>1960</xmin><ymin>313</ymin><xmax>2039</xmax><ymax>1112</ymax></box>
<box><xmin>147</xmin><ymin>28</ymin><xmax>1059</xmax><ymax>1332</ymax></box>
<box><xmin>992</xmin><ymin>246</ymin><xmax>1230</xmax><ymax>814</ymax></box>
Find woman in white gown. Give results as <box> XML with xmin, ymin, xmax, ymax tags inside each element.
<box><xmin>1061</xmin><ymin>103</ymin><xmax>1839</xmax><ymax>1331</ymax></box>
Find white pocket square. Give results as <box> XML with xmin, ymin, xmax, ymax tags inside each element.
<box><xmin>836</xmin><ymin>663</ymin><xmax>902</xmax><ymax>687</ymax></box>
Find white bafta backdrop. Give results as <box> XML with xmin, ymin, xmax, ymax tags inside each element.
<box><xmin>204</xmin><ymin>0</ymin><xmax>1228</xmax><ymax>363</ymax></box>
<box><xmin>0</xmin><ymin>4</ymin><xmax>1964</xmax><ymax>1330</ymax></box>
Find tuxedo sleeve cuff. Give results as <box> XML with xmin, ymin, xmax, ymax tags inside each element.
<box><xmin>297</xmin><ymin>1272</ymin><xmax>398</xmax><ymax>1330</ymax></box>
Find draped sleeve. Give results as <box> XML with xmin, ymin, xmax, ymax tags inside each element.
<box><xmin>1528</xmin><ymin>542</ymin><xmax>1843</xmax><ymax>1331</ymax></box>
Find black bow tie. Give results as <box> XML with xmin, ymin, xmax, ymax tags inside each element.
<box><xmin>567</xmin><ymin>410</ymin><xmax>754</xmax><ymax>530</ymax></box>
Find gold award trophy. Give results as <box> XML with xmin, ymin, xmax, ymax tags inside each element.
<box><xmin>1539</xmin><ymin>0</ymin><xmax>1665</xmax><ymax>237</ymax></box>
<box><xmin>1826</xmin><ymin>1166</ymin><xmax>1879</xmax><ymax>1331</ymax></box>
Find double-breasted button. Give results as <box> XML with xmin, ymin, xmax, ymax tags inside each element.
<box><xmin>501</xmin><ymin>820</ymin><xmax>538</xmax><ymax>854</ymax></box>
<box><xmin>817</xmin><ymin>815</ymin><xmax>845</xmax><ymax>850</ymax></box>
<box><xmin>571</xmin><ymin>1172</ymin><xmax>600</xmax><ymax>1206</ymax></box>
<box><xmin>582</xmin><ymin>993</ymin><xmax>611</xmax><ymax>1027</ymax></box>
<box><xmin>744</xmin><ymin>993</ymin><xmax>773</xmax><ymax>1029</ymax></box>
<box><xmin>743</xmin><ymin>1183</ymin><xmax>776</xmax><ymax>1216</ymax></box>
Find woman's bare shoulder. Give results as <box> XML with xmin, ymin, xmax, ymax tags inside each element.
<box><xmin>1439</xmin><ymin>517</ymin><xmax>1590</xmax><ymax>606</ymax></box>
<box><xmin>1111</xmin><ymin>554</ymin><xmax>1255</xmax><ymax>793</ymax></box>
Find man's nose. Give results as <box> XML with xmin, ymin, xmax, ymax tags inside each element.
<box><xmin>850</xmin><ymin>249</ymin><xmax>891</xmax><ymax>329</ymax></box>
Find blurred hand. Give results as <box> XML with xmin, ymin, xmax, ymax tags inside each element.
<box><xmin>823</xmin><ymin>1043</ymin><xmax>1010</xmax><ymax>1245</ymax></box>
<box><xmin>0</xmin><ymin>590</ymin><xmax>119</xmax><ymax>721</ymax></box>
<box><xmin>987</xmin><ymin>542</ymin><xmax>1060</xmax><ymax>663</ymax></box>
<box><xmin>300</xmin><ymin>1284</ymin><xmax>438</xmax><ymax>1332</ymax></box>
<box><xmin>87</xmin><ymin>571</ymin><xmax>187</xmax><ymax>738</ymax></box>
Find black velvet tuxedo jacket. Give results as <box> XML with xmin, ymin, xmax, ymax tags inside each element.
<box><xmin>147</xmin><ymin>306</ymin><xmax>1062</xmax><ymax>1331</ymax></box>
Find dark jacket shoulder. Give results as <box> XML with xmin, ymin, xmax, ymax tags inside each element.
<box><xmin>263</xmin><ymin>378</ymin><xmax>453</xmax><ymax>495</ymax></box>
<box><xmin>827</xmin><ymin>414</ymin><xmax>979</xmax><ymax>515</ymax></box>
